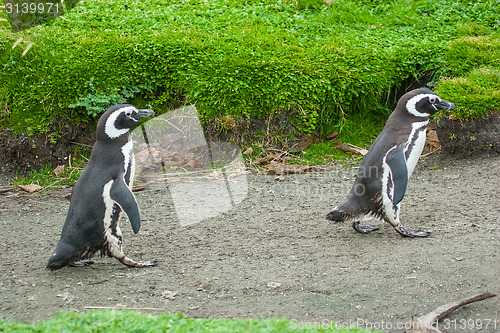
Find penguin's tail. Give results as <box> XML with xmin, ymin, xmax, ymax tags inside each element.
<box><xmin>326</xmin><ymin>204</ymin><xmax>356</xmax><ymax>222</ymax></box>
<box><xmin>46</xmin><ymin>241</ymin><xmax>78</xmax><ymax>270</ymax></box>
<box><xmin>326</xmin><ymin>208</ymin><xmax>346</xmax><ymax>222</ymax></box>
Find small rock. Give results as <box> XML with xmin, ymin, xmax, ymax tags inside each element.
<box><xmin>267</xmin><ymin>282</ymin><xmax>282</xmax><ymax>289</ymax></box>
<box><xmin>161</xmin><ymin>290</ymin><xmax>178</xmax><ymax>301</ymax></box>
<box><xmin>56</xmin><ymin>292</ymin><xmax>73</xmax><ymax>303</ymax></box>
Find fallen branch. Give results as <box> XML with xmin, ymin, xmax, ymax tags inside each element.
<box><xmin>405</xmin><ymin>291</ymin><xmax>497</xmax><ymax>333</ymax></box>
<box><xmin>0</xmin><ymin>186</ymin><xmax>15</xmax><ymax>194</ymax></box>
<box><xmin>132</xmin><ymin>181</ymin><xmax>155</xmax><ymax>192</ymax></box>
<box><xmin>84</xmin><ymin>306</ymin><xmax>163</xmax><ymax>311</ymax></box>
<box><xmin>265</xmin><ymin>163</ymin><xmax>316</xmax><ymax>175</ymax></box>
<box><xmin>421</xmin><ymin>149</ymin><xmax>439</xmax><ymax>158</ymax></box>
<box><xmin>70</xmin><ymin>141</ymin><xmax>93</xmax><ymax>148</ymax></box>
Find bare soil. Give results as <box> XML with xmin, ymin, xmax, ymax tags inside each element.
<box><xmin>0</xmin><ymin>153</ymin><xmax>499</xmax><ymax>332</ymax></box>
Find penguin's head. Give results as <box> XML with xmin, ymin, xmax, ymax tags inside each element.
<box><xmin>97</xmin><ymin>104</ymin><xmax>154</xmax><ymax>140</ymax></box>
<box><xmin>402</xmin><ymin>88</ymin><xmax>455</xmax><ymax>118</ymax></box>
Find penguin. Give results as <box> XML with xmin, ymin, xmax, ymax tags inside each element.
<box><xmin>326</xmin><ymin>88</ymin><xmax>455</xmax><ymax>237</ymax></box>
<box><xmin>47</xmin><ymin>104</ymin><xmax>157</xmax><ymax>270</ymax></box>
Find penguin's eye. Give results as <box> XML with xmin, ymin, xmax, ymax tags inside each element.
<box><xmin>125</xmin><ymin>111</ymin><xmax>132</xmax><ymax>117</ymax></box>
<box><xmin>429</xmin><ymin>97</ymin><xmax>436</xmax><ymax>104</ymax></box>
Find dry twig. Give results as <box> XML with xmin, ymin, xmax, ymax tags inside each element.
<box><xmin>405</xmin><ymin>291</ymin><xmax>496</xmax><ymax>333</ymax></box>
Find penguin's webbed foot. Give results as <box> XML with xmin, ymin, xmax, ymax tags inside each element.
<box><xmin>118</xmin><ymin>256</ymin><xmax>158</xmax><ymax>268</ymax></box>
<box><xmin>352</xmin><ymin>222</ymin><xmax>380</xmax><ymax>234</ymax></box>
<box><xmin>70</xmin><ymin>260</ymin><xmax>95</xmax><ymax>267</ymax></box>
<box><xmin>395</xmin><ymin>224</ymin><xmax>431</xmax><ymax>238</ymax></box>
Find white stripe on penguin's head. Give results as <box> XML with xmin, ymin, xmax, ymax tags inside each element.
<box><xmin>405</xmin><ymin>93</ymin><xmax>438</xmax><ymax>118</ymax></box>
<box><xmin>104</xmin><ymin>106</ymin><xmax>138</xmax><ymax>139</ymax></box>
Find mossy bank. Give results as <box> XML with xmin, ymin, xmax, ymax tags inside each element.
<box><xmin>1</xmin><ymin>0</ymin><xmax>499</xmax><ymax>172</ymax></box>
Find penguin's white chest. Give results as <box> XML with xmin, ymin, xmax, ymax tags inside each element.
<box><xmin>121</xmin><ymin>140</ymin><xmax>133</xmax><ymax>174</ymax></box>
<box><xmin>404</xmin><ymin>120</ymin><xmax>428</xmax><ymax>177</ymax></box>
<box><xmin>121</xmin><ymin>139</ymin><xmax>135</xmax><ymax>186</ymax></box>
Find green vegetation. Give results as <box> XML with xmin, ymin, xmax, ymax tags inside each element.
<box><xmin>435</xmin><ymin>66</ymin><xmax>500</xmax><ymax>120</ymax></box>
<box><xmin>12</xmin><ymin>147</ymin><xmax>89</xmax><ymax>191</ymax></box>
<box><xmin>435</xmin><ymin>32</ymin><xmax>500</xmax><ymax>120</ymax></box>
<box><xmin>1</xmin><ymin>0</ymin><xmax>498</xmax><ymax>144</ymax></box>
<box><xmin>0</xmin><ymin>311</ymin><xmax>376</xmax><ymax>332</ymax></box>
<box><xmin>289</xmin><ymin>141</ymin><xmax>363</xmax><ymax>166</ymax></box>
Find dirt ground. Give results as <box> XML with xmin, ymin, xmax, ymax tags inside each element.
<box><xmin>0</xmin><ymin>153</ymin><xmax>499</xmax><ymax>332</ymax></box>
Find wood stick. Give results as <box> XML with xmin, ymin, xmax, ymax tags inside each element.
<box><xmin>421</xmin><ymin>149</ymin><xmax>439</xmax><ymax>158</ymax></box>
<box><xmin>406</xmin><ymin>291</ymin><xmax>496</xmax><ymax>333</ymax></box>
<box><xmin>84</xmin><ymin>306</ymin><xmax>164</xmax><ymax>311</ymax></box>
<box><xmin>70</xmin><ymin>141</ymin><xmax>93</xmax><ymax>148</ymax></box>
<box><xmin>0</xmin><ymin>186</ymin><xmax>15</xmax><ymax>194</ymax></box>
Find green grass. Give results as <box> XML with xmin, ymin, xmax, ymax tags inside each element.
<box><xmin>12</xmin><ymin>149</ymin><xmax>89</xmax><ymax>191</ymax></box>
<box><xmin>289</xmin><ymin>142</ymin><xmax>363</xmax><ymax>166</ymax></box>
<box><xmin>0</xmin><ymin>311</ymin><xmax>377</xmax><ymax>332</ymax></box>
<box><xmin>1</xmin><ymin>0</ymin><xmax>499</xmax><ymax>140</ymax></box>
<box><xmin>435</xmin><ymin>66</ymin><xmax>500</xmax><ymax>120</ymax></box>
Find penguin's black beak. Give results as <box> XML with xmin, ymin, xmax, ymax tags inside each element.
<box><xmin>436</xmin><ymin>100</ymin><xmax>455</xmax><ymax>111</ymax></box>
<box><xmin>133</xmin><ymin>109</ymin><xmax>155</xmax><ymax>120</ymax></box>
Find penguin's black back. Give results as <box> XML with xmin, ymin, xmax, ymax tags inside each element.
<box><xmin>333</xmin><ymin>91</ymin><xmax>431</xmax><ymax>219</ymax></box>
<box><xmin>47</xmin><ymin>134</ymin><xmax>130</xmax><ymax>270</ymax></box>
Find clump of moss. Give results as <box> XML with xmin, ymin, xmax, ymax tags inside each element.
<box><xmin>436</xmin><ymin>67</ymin><xmax>500</xmax><ymax>120</ymax></box>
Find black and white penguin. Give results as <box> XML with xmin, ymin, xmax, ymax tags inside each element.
<box><xmin>47</xmin><ymin>104</ymin><xmax>157</xmax><ymax>270</ymax></box>
<box><xmin>326</xmin><ymin>88</ymin><xmax>455</xmax><ymax>237</ymax></box>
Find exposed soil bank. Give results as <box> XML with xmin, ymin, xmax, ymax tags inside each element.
<box><xmin>436</xmin><ymin>113</ymin><xmax>500</xmax><ymax>157</ymax></box>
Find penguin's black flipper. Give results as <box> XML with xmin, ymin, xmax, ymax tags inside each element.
<box><xmin>386</xmin><ymin>147</ymin><xmax>408</xmax><ymax>205</ymax></box>
<box><xmin>110</xmin><ymin>178</ymin><xmax>141</xmax><ymax>234</ymax></box>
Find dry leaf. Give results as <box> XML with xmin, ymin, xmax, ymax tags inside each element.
<box><xmin>12</xmin><ymin>37</ymin><xmax>23</xmax><ymax>49</ymax></box>
<box><xmin>333</xmin><ymin>140</ymin><xmax>368</xmax><ymax>156</ymax></box>
<box><xmin>326</xmin><ymin>131</ymin><xmax>339</xmax><ymax>140</ymax></box>
<box><xmin>243</xmin><ymin>147</ymin><xmax>253</xmax><ymax>155</ymax></box>
<box><xmin>53</xmin><ymin>165</ymin><xmax>65</xmax><ymax>176</ymax></box>
<box><xmin>183</xmin><ymin>159</ymin><xmax>198</xmax><ymax>170</ymax></box>
<box><xmin>425</xmin><ymin>129</ymin><xmax>441</xmax><ymax>150</ymax></box>
<box><xmin>22</xmin><ymin>42</ymin><xmax>34</xmax><ymax>57</ymax></box>
<box><xmin>290</xmin><ymin>136</ymin><xmax>318</xmax><ymax>153</ymax></box>
<box><xmin>18</xmin><ymin>184</ymin><xmax>42</xmax><ymax>193</ymax></box>
<box><xmin>346</xmin><ymin>143</ymin><xmax>368</xmax><ymax>156</ymax></box>
<box><xmin>254</xmin><ymin>157</ymin><xmax>269</xmax><ymax>165</ymax></box>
